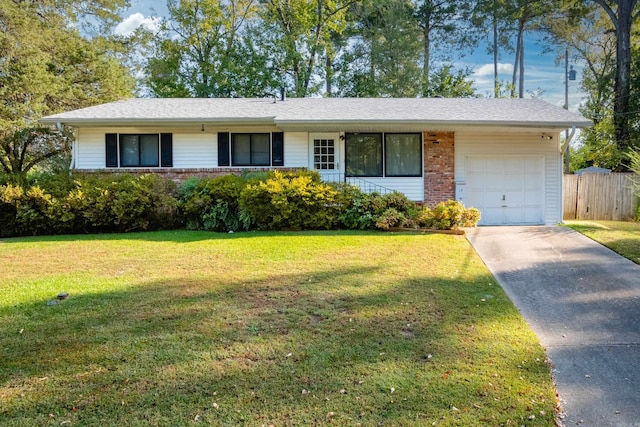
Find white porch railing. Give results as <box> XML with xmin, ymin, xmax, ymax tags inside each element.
<box><xmin>320</xmin><ymin>173</ymin><xmax>395</xmax><ymax>195</ymax></box>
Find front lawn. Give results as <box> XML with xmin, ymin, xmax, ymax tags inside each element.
<box><xmin>0</xmin><ymin>231</ymin><xmax>556</xmax><ymax>426</ymax></box>
<box><xmin>565</xmin><ymin>220</ymin><xmax>640</xmax><ymax>265</ymax></box>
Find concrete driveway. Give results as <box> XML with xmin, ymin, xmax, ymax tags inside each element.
<box><xmin>466</xmin><ymin>226</ymin><xmax>640</xmax><ymax>427</ymax></box>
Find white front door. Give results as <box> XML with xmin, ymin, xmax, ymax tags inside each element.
<box><xmin>466</xmin><ymin>156</ymin><xmax>545</xmax><ymax>225</ymax></box>
<box><xmin>309</xmin><ymin>133</ymin><xmax>341</xmax><ymax>181</ymax></box>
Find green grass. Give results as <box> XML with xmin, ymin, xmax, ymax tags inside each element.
<box><xmin>565</xmin><ymin>220</ymin><xmax>640</xmax><ymax>265</ymax></box>
<box><xmin>0</xmin><ymin>231</ymin><xmax>556</xmax><ymax>426</ymax></box>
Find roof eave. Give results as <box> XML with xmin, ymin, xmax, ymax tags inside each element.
<box><xmin>273</xmin><ymin>119</ymin><xmax>593</xmax><ymax>132</ymax></box>
<box><xmin>38</xmin><ymin>117</ymin><xmax>277</xmax><ymax>127</ymax></box>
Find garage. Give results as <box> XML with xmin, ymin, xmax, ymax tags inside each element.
<box><xmin>465</xmin><ymin>156</ymin><xmax>545</xmax><ymax>225</ymax></box>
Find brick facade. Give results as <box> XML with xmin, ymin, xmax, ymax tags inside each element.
<box><xmin>423</xmin><ymin>131</ymin><xmax>455</xmax><ymax>207</ymax></box>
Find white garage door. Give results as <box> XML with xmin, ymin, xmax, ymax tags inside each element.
<box><xmin>466</xmin><ymin>156</ymin><xmax>544</xmax><ymax>225</ymax></box>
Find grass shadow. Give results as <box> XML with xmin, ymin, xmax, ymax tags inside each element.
<box><xmin>0</xmin><ymin>231</ymin><xmax>555</xmax><ymax>425</ymax></box>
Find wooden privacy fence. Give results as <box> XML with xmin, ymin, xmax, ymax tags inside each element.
<box><xmin>563</xmin><ymin>173</ymin><xmax>638</xmax><ymax>220</ymax></box>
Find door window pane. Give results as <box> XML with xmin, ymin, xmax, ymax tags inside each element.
<box><xmin>313</xmin><ymin>139</ymin><xmax>335</xmax><ymax>170</ymax></box>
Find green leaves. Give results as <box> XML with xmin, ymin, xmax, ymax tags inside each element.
<box><xmin>0</xmin><ymin>127</ymin><xmax>72</xmax><ymax>177</ymax></box>
<box><xmin>0</xmin><ymin>0</ymin><xmax>135</xmax><ymax>176</ymax></box>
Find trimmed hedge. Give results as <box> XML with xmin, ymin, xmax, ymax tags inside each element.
<box><xmin>0</xmin><ymin>174</ymin><xmax>177</xmax><ymax>237</ymax></box>
<box><xmin>239</xmin><ymin>170</ymin><xmax>342</xmax><ymax>230</ymax></box>
<box><xmin>0</xmin><ymin>172</ymin><xmax>480</xmax><ymax>237</ymax></box>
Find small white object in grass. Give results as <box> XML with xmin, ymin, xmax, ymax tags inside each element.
<box><xmin>213</xmin><ymin>402</ymin><xmax>219</xmax><ymax>409</ymax></box>
<box><xmin>390</xmin><ymin>387</ymin><xmax>395</xmax><ymax>394</ymax></box>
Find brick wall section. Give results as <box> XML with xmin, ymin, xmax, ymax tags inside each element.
<box><xmin>74</xmin><ymin>168</ymin><xmax>302</xmax><ymax>184</ymax></box>
<box><xmin>423</xmin><ymin>131</ymin><xmax>455</xmax><ymax>207</ymax></box>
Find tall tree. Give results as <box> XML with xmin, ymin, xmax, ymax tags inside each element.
<box><xmin>544</xmin><ymin>2</ymin><xmax>640</xmax><ymax>170</ymax></box>
<box><xmin>471</xmin><ymin>0</ymin><xmax>512</xmax><ymax>97</ymax></box>
<box><xmin>590</xmin><ymin>0</ymin><xmax>640</xmax><ymax>158</ymax></box>
<box><xmin>336</xmin><ymin>0</ymin><xmax>422</xmax><ymax>97</ymax></box>
<box><xmin>0</xmin><ymin>0</ymin><xmax>135</xmax><ymax>177</ymax></box>
<box><xmin>413</xmin><ymin>1</ymin><xmax>473</xmax><ymax>96</ymax></box>
<box><xmin>508</xmin><ymin>0</ymin><xmax>555</xmax><ymax>98</ymax></box>
<box><xmin>145</xmin><ymin>0</ymin><xmax>263</xmax><ymax>97</ymax></box>
<box><xmin>259</xmin><ymin>0</ymin><xmax>357</xmax><ymax>97</ymax></box>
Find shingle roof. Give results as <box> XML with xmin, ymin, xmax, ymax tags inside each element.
<box><xmin>40</xmin><ymin>97</ymin><xmax>592</xmax><ymax>130</ymax></box>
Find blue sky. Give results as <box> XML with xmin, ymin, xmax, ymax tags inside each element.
<box><xmin>117</xmin><ymin>2</ymin><xmax>586</xmax><ymax>112</ymax></box>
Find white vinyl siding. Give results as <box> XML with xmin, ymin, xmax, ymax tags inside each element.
<box><xmin>76</xmin><ymin>128</ymin><xmax>108</xmax><ymax>169</ymax></box>
<box><xmin>283</xmin><ymin>132</ymin><xmax>308</xmax><ymax>167</ymax></box>
<box><xmin>77</xmin><ymin>127</ymin><xmax>300</xmax><ymax>169</ymax></box>
<box><xmin>355</xmin><ymin>177</ymin><xmax>424</xmax><ymax>201</ymax></box>
<box><xmin>455</xmin><ymin>131</ymin><xmax>562</xmax><ymax>225</ymax></box>
<box><xmin>173</xmin><ymin>133</ymin><xmax>216</xmax><ymax>168</ymax></box>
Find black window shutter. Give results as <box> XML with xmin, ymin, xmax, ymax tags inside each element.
<box><xmin>218</xmin><ymin>132</ymin><xmax>230</xmax><ymax>166</ymax></box>
<box><xmin>105</xmin><ymin>133</ymin><xmax>118</xmax><ymax>167</ymax></box>
<box><xmin>272</xmin><ymin>132</ymin><xmax>284</xmax><ymax>166</ymax></box>
<box><xmin>160</xmin><ymin>133</ymin><xmax>173</xmax><ymax>167</ymax></box>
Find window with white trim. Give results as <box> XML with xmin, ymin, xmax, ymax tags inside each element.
<box><xmin>345</xmin><ymin>132</ymin><xmax>422</xmax><ymax>177</ymax></box>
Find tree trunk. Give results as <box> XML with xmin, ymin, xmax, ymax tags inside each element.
<box><xmin>593</xmin><ymin>0</ymin><xmax>639</xmax><ymax>168</ymax></box>
<box><xmin>613</xmin><ymin>1</ymin><xmax>634</xmax><ymax>155</ymax></box>
<box><xmin>423</xmin><ymin>25</ymin><xmax>430</xmax><ymax>96</ymax></box>
<box><xmin>325</xmin><ymin>54</ymin><xmax>333</xmax><ymax>96</ymax></box>
<box><xmin>493</xmin><ymin>2</ymin><xmax>499</xmax><ymax>98</ymax></box>
<box><xmin>511</xmin><ymin>28</ymin><xmax>522</xmax><ymax>97</ymax></box>
<box><xmin>518</xmin><ymin>30</ymin><xmax>524</xmax><ymax>98</ymax></box>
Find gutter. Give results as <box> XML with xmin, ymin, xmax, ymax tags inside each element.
<box><xmin>273</xmin><ymin>119</ymin><xmax>593</xmax><ymax>130</ymax></box>
<box><xmin>38</xmin><ymin>117</ymin><xmax>277</xmax><ymax>127</ymax></box>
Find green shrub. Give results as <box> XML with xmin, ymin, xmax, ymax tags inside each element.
<box><xmin>333</xmin><ymin>184</ymin><xmax>376</xmax><ymax>230</ymax></box>
<box><xmin>0</xmin><ymin>184</ymin><xmax>23</xmax><ymax>237</ymax></box>
<box><xmin>461</xmin><ymin>207</ymin><xmax>481</xmax><ymax>227</ymax></box>
<box><xmin>0</xmin><ymin>174</ymin><xmax>177</xmax><ymax>236</ymax></box>
<box><xmin>179</xmin><ymin>175</ymin><xmax>246</xmax><ymax>231</ymax></box>
<box><xmin>417</xmin><ymin>200</ymin><xmax>481</xmax><ymax>230</ymax></box>
<box><xmin>240</xmin><ymin>170</ymin><xmax>269</xmax><ymax>182</ymax></box>
<box><xmin>0</xmin><ymin>184</ymin><xmax>66</xmax><ymax>236</ymax></box>
<box><xmin>374</xmin><ymin>208</ymin><xmax>408</xmax><ymax>230</ymax></box>
<box><xmin>72</xmin><ymin>174</ymin><xmax>177</xmax><ymax>233</ymax></box>
<box><xmin>378</xmin><ymin>191</ymin><xmax>418</xmax><ymax>216</ymax></box>
<box><xmin>240</xmin><ymin>170</ymin><xmax>340</xmax><ymax>230</ymax></box>
<box><xmin>27</xmin><ymin>171</ymin><xmax>76</xmax><ymax>198</ymax></box>
<box><xmin>415</xmin><ymin>206</ymin><xmax>434</xmax><ymax>228</ymax></box>
<box><xmin>175</xmin><ymin>177</ymin><xmax>202</xmax><ymax>201</ymax></box>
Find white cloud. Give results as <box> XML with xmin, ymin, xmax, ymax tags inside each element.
<box><xmin>473</xmin><ymin>63</ymin><xmax>514</xmax><ymax>77</ymax></box>
<box><xmin>114</xmin><ymin>13</ymin><xmax>161</xmax><ymax>36</ymax></box>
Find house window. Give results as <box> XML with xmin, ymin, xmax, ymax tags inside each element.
<box><xmin>345</xmin><ymin>132</ymin><xmax>422</xmax><ymax>177</ymax></box>
<box><xmin>385</xmin><ymin>133</ymin><xmax>422</xmax><ymax>177</ymax></box>
<box><xmin>231</xmin><ymin>133</ymin><xmax>271</xmax><ymax>166</ymax></box>
<box><xmin>105</xmin><ymin>133</ymin><xmax>172</xmax><ymax>168</ymax></box>
<box><xmin>345</xmin><ymin>133</ymin><xmax>383</xmax><ymax>177</ymax></box>
<box><xmin>120</xmin><ymin>134</ymin><xmax>159</xmax><ymax>167</ymax></box>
